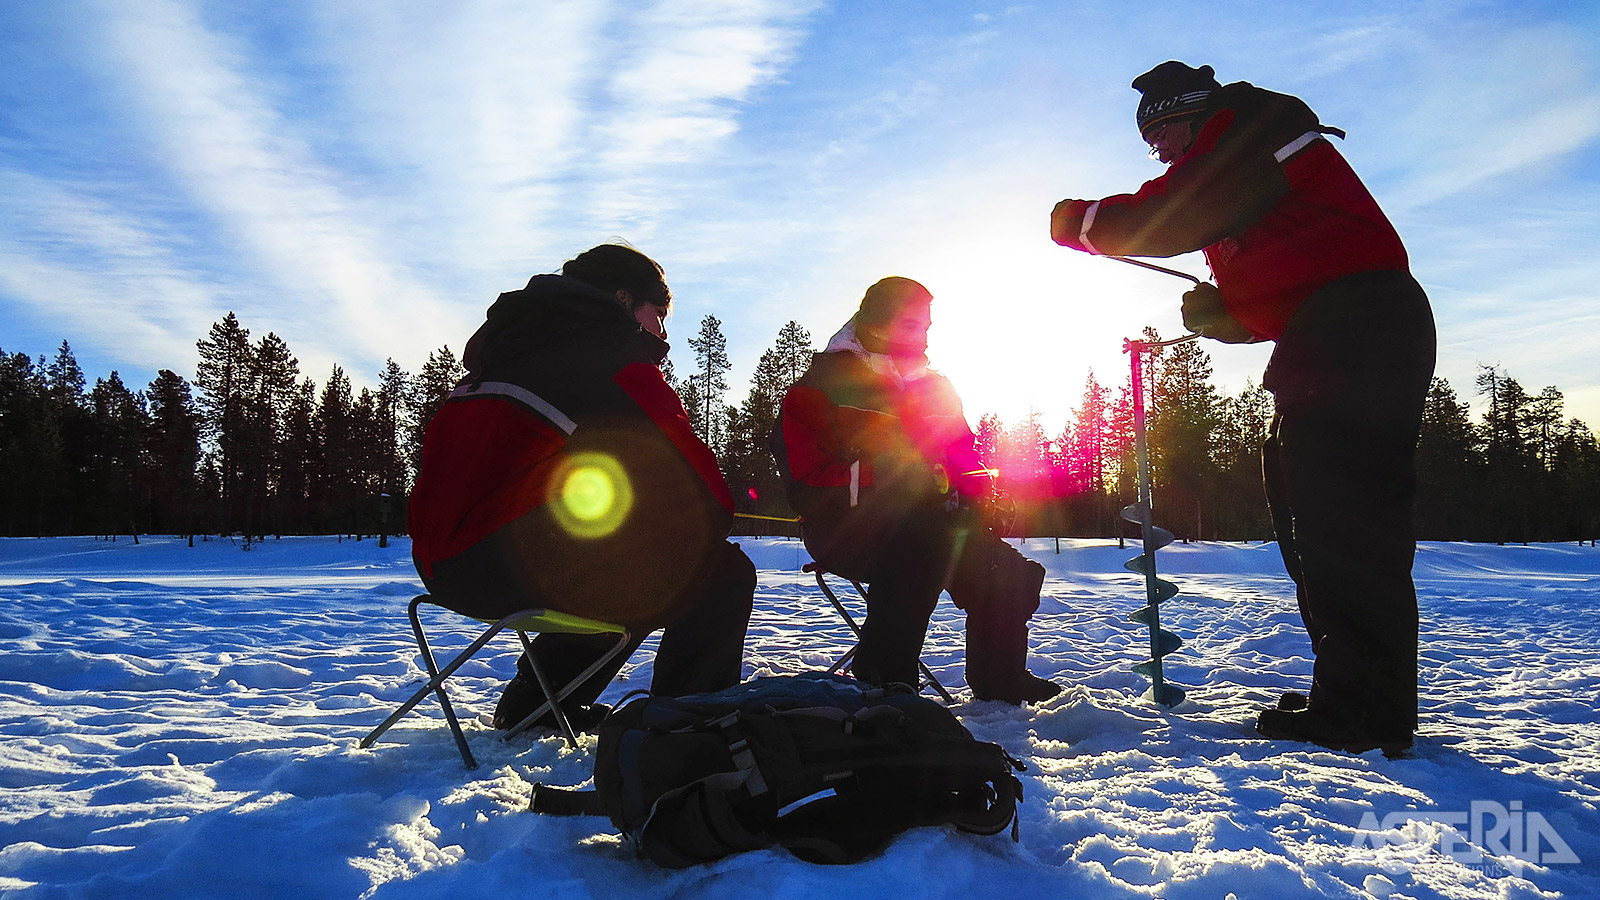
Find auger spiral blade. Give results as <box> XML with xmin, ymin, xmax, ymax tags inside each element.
<box><xmin>1120</xmin><ymin>334</ymin><xmax>1192</xmax><ymax>710</ymax></box>
<box><xmin>1146</xmin><ymin>681</ymin><xmax>1187</xmax><ymax>708</ymax></box>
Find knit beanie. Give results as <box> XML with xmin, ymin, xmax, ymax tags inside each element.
<box><xmin>857</xmin><ymin>276</ymin><xmax>933</xmax><ymax>329</ymax></box>
<box><xmin>1133</xmin><ymin>61</ymin><xmax>1220</xmax><ymax>137</ymax></box>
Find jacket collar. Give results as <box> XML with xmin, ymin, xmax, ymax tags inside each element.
<box><xmin>825</xmin><ymin>315</ymin><xmax>930</xmax><ymax>386</ymax></box>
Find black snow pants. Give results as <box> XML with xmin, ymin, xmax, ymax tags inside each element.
<box><xmin>1261</xmin><ymin>270</ymin><xmax>1435</xmax><ymax>734</ymax></box>
<box><xmin>805</xmin><ymin>504</ymin><xmax>1044</xmax><ymax>696</ymax></box>
<box><xmin>426</xmin><ymin>536</ymin><xmax>755</xmax><ymax>705</ymax></box>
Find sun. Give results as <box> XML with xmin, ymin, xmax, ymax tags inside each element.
<box><xmin>907</xmin><ymin>228</ymin><xmax>1201</xmax><ymax>434</ymax></box>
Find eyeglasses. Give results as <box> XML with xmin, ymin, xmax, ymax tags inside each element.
<box><xmin>1145</xmin><ymin>122</ymin><xmax>1176</xmax><ymax>157</ymax></box>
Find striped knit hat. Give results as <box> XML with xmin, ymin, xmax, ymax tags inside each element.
<box><xmin>1133</xmin><ymin>61</ymin><xmax>1220</xmax><ymax>137</ymax></box>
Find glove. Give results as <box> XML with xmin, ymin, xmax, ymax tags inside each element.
<box><xmin>1181</xmin><ymin>283</ymin><xmax>1259</xmax><ymax>344</ymax></box>
<box><xmin>1180</xmin><ymin>282</ymin><xmax>1224</xmax><ymax>332</ymax></box>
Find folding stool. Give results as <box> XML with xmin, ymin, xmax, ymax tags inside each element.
<box><xmin>803</xmin><ymin>562</ymin><xmax>954</xmax><ymax>703</ymax></box>
<box><xmin>361</xmin><ymin>594</ymin><xmax>631</xmax><ymax>768</ymax></box>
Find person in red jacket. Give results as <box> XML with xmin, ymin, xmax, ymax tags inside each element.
<box><xmin>1051</xmin><ymin>63</ymin><xmax>1435</xmax><ymax>754</ymax></box>
<box><xmin>408</xmin><ymin>244</ymin><xmax>754</xmax><ymax>731</ymax></box>
<box><xmin>779</xmin><ymin>277</ymin><xmax>1061</xmax><ymax>704</ymax></box>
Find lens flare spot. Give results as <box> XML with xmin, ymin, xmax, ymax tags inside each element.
<box><xmin>550</xmin><ymin>452</ymin><xmax>633</xmax><ymax>538</ymax></box>
<box><xmin>564</xmin><ymin>467</ymin><xmax>615</xmax><ymax>521</ymax></box>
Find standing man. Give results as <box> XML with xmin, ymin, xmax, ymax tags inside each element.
<box><xmin>779</xmin><ymin>277</ymin><xmax>1061</xmax><ymax>704</ymax></box>
<box><xmin>1050</xmin><ymin>63</ymin><xmax>1435</xmax><ymax>754</ymax></box>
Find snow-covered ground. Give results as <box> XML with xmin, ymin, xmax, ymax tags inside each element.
<box><xmin>1</xmin><ymin>534</ymin><xmax>1596</xmax><ymax>899</ymax></box>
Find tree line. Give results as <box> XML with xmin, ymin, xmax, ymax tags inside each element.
<box><xmin>2</xmin><ymin>315</ymin><xmax>1596</xmax><ymax>543</ymax></box>
<box><xmin>0</xmin><ymin>315</ymin><xmax>464</xmax><ymax>541</ymax></box>
<box><xmin>961</xmin><ymin>331</ymin><xmax>1600</xmax><ymax>544</ymax></box>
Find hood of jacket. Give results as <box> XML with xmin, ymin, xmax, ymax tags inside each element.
<box><xmin>824</xmin><ymin>313</ymin><xmax>932</xmax><ymax>386</ymax></box>
<box><xmin>462</xmin><ymin>273</ymin><xmax>666</xmax><ymax>378</ymax></box>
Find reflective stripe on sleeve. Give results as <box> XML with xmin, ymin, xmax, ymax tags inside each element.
<box><xmin>448</xmin><ymin>381</ymin><xmax>577</xmax><ymax>434</ymax></box>
<box><xmin>1079</xmin><ymin>200</ymin><xmax>1103</xmax><ymax>255</ymax></box>
<box><xmin>1274</xmin><ymin>131</ymin><xmax>1324</xmax><ymax>163</ymax></box>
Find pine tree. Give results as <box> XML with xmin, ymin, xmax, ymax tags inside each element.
<box><xmin>1553</xmin><ymin>418</ymin><xmax>1600</xmax><ymax>541</ymax></box>
<box><xmin>315</xmin><ymin>366</ymin><xmax>354</xmax><ymax>531</ymax></box>
<box><xmin>1061</xmin><ymin>371</ymin><xmax>1115</xmax><ymax>534</ymax></box>
<box><xmin>773</xmin><ymin>321</ymin><xmax>814</xmax><ymax>388</ymax></box>
<box><xmin>687</xmin><ymin>315</ymin><xmax>731</xmax><ymax>449</ymax></box>
<box><xmin>678</xmin><ymin>373</ymin><xmax>704</xmax><ymax>439</ymax></box>
<box><xmin>243</xmin><ymin>332</ymin><xmax>299</xmax><ymax>537</ymax></box>
<box><xmin>194</xmin><ymin>313</ymin><xmax>254</xmax><ymax>532</ymax></box>
<box><xmin>146</xmin><ymin>370</ymin><xmax>201</xmax><ymax>537</ymax></box>
<box><xmin>975</xmin><ymin>414</ymin><xmax>1004</xmax><ymax>472</ymax></box>
<box><xmin>44</xmin><ymin>340</ymin><xmax>93</xmax><ymax>532</ymax></box>
<box><xmin>88</xmin><ymin>372</ymin><xmax>150</xmax><ymax>538</ymax></box>
<box><xmin>1070</xmin><ymin>371</ymin><xmax>1111</xmax><ymax>494</ymax></box>
<box><xmin>1415</xmin><ymin>376</ymin><xmax>1482</xmax><ymax>540</ymax></box>
<box><xmin>1526</xmin><ymin>385</ymin><xmax>1568</xmax><ymax>540</ymax></box>
<box><xmin>277</xmin><ymin>378</ymin><xmax>318</xmax><ymax>532</ymax></box>
<box><xmin>350</xmin><ymin>387</ymin><xmax>381</xmax><ymax>535</ymax></box>
<box><xmin>376</xmin><ymin>359</ymin><xmax>411</xmax><ymax>512</ymax></box>
<box><xmin>1148</xmin><ymin>332</ymin><xmax>1220</xmax><ymax>540</ymax></box>
<box><xmin>1210</xmin><ymin>379</ymin><xmax>1274</xmax><ymax>539</ymax></box>
<box><xmin>1478</xmin><ymin>365</ymin><xmax>1537</xmax><ymax>542</ymax></box>
<box><xmin>999</xmin><ymin>412</ymin><xmax>1050</xmax><ymax>497</ymax></box>
<box><xmin>1528</xmin><ymin>387</ymin><xmax>1566</xmax><ymax>471</ymax></box>
<box><xmin>0</xmin><ymin>350</ymin><xmax>63</xmax><ymax>535</ymax></box>
<box><xmin>720</xmin><ymin>323</ymin><xmax>813</xmax><ymax>514</ymax></box>
<box><xmin>407</xmin><ymin>346</ymin><xmax>464</xmax><ymax>475</ymax></box>
<box><xmin>45</xmin><ymin>341</ymin><xmax>87</xmax><ymax>409</ymax></box>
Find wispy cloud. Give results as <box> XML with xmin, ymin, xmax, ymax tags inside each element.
<box><xmin>0</xmin><ymin>170</ymin><xmax>212</xmax><ymax>366</ymax></box>
<box><xmin>1382</xmin><ymin>24</ymin><xmax>1600</xmax><ymax>211</ymax></box>
<box><xmin>3</xmin><ymin>1</ymin><xmax>1597</xmax><ymax>430</ymax></box>
<box><xmin>102</xmin><ymin>0</ymin><xmax>467</xmax><ymax>354</ymax></box>
<box><xmin>586</xmin><ymin>0</ymin><xmax>819</xmax><ymax>231</ymax></box>
<box><xmin>6</xmin><ymin>0</ymin><xmax>811</xmax><ymax>384</ymax></box>
<box><xmin>298</xmin><ymin>0</ymin><xmax>611</xmax><ymax>272</ymax></box>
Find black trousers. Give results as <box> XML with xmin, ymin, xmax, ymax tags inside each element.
<box><xmin>426</xmin><ymin>537</ymin><xmax>755</xmax><ymax>706</ymax></box>
<box><xmin>807</xmin><ymin>504</ymin><xmax>1043</xmax><ymax>692</ymax></box>
<box><xmin>1261</xmin><ymin>270</ymin><xmax>1435</xmax><ymax>733</ymax></box>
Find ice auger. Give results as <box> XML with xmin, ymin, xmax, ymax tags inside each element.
<box><xmin>1121</xmin><ymin>332</ymin><xmax>1197</xmax><ymax>708</ymax></box>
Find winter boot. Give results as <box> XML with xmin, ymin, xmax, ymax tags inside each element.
<box><xmin>1255</xmin><ymin>705</ymin><xmax>1411</xmax><ymax>757</ymax></box>
<box><xmin>964</xmin><ymin>605</ymin><xmax>1061</xmax><ymax>704</ymax></box>
<box><xmin>492</xmin><ymin>671</ymin><xmax>611</xmax><ymax>733</ymax></box>
<box><xmin>1275</xmin><ymin>691</ymin><xmax>1309</xmax><ymax>711</ymax></box>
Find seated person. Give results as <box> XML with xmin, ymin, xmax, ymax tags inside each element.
<box><xmin>408</xmin><ymin>244</ymin><xmax>755</xmax><ymax>730</ymax></box>
<box><xmin>778</xmin><ymin>277</ymin><xmax>1061</xmax><ymax>704</ymax></box>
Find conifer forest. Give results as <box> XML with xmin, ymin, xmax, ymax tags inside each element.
<box><xmin>2</xmin><ymin>314</ymin><xmax>1596</xmax><ymax>544</ymax></box>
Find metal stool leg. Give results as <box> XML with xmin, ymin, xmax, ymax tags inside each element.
<box><xmin>501</xmin><ymin>630</ymin><xmax>632</xmax><ymax>744</ymax></box>
<box><xmin>361</xmin><ymin>596</ymin><xmax>491</xmax><ymax>767</ymax></box>
<box><xmin>363</xmin><ymin>597</ymin><xmax>631</xmax><ymax>768</ymax></box>
<box><xmin>809</xmin><ymin>566</ymin><xmax>953</xmax><ymax>703</ymax></box>
<box><xmin>410</xmin><ymin>598</ymin><xmax>479</xmax><ymax>767</ymax></box>
<box><xmin>515</xmin><ymin>631</ymin><xmax>579</xmax><ymax>749</ymax></box>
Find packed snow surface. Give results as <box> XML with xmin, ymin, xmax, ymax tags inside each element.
<box><xmin>1</xmin><ymin>535</ymin><xmax>1597</xmax><ymax>899</ymax></box>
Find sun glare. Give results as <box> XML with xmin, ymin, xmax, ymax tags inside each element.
<box><xmin>906</xmin><ymin>231</ymin><xmax>1198</xmax><ymax>433</ymax></box>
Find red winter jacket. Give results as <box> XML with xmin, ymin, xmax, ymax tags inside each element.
<box><xmin>1050</xmin><ymin>82</ymin><xmax>1409</xmax><ymax>340</ymax></box>
<box><xmin>409</xmin><ymin>275</ymin><xmax>733</xmax><ymax>624</ymax></box>
<box><xmin>779</xmin><ymin>318</ymin><xmax>990</xmax><ymax>528</ymax></box>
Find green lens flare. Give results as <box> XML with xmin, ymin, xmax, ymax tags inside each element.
<box><xmin>550</xmin><ymin>452</ymin><xmax>633</xmax><ymax>539</ymax></box>
<box><xmin>564</xmin><ymin>467</ymin><xmax>614</xmax><ymax>521</ymax></box>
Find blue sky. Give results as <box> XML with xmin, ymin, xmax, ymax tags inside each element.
<box><xmin>3</xmin><ymin>1</ymin><xmax>1598</xmax><ymax>433</ymax></box>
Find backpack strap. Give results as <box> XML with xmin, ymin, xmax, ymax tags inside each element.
<box><xmin>529</xmin><ymin>782</ymin><xmax>606</xmax><ymax>817</ymax></box>
<box><xmin>635</xmin><ymin>770</ymin><xmax>773</xmax><ymax>867</ymax></box>
<box><xmin>625</xmin><ymin>708</ymin><xmax>784</xmax><ymax>867</ymax></box>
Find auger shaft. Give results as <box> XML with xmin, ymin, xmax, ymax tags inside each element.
<box><xmin>1121</xmin><ymin>337</ymin><xmax>1188</xmax><ymax>707</ymax></box>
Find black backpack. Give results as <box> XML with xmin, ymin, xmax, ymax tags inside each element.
<box><xmin>532</xmin><ymin>674</ymin><xmax>1025</xmax><ymax>867</ymax></box>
